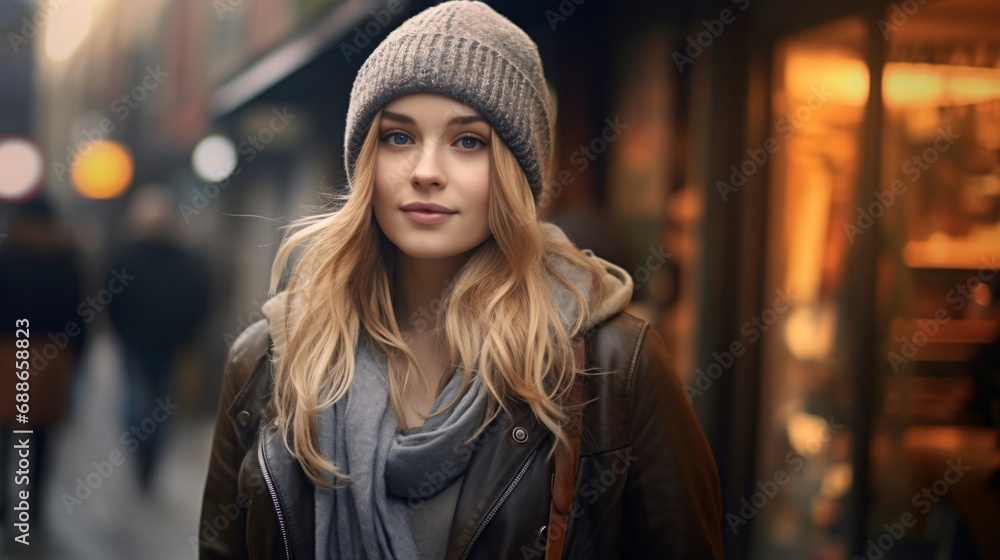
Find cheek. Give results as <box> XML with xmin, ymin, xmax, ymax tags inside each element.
<box><xmin>372</xmin><ymin>175</ymin><xmax>387</xmax><ymax>205</ymax></box>
<box><xmin>469</xmin><ymin>163</ymin><xmax>490</xmax><ymax>215</ymax></box>
<box><xmin>374</xmin><ymin>151</ymin><xmax>410</xmax><ymax>191</ymax></box>
<box><xmin>371</xmin><ymin>173</ymin><xmax>397</xmax><ymax>228</ymax></box>
<box><xmin>473</xmin><ymin>186</ymin><xmax>490</xmax><ymax>218</ymax></box>
<box><xmin>373</xmin><ymin>160</ymin><xmax>398</xmax><ymax>207</ymax></box>
<box><xmin>468</xmin><ymin>174</ymin><xmax>491</xmax><ymax>238</ymax></box>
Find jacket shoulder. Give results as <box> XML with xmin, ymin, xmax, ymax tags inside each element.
<box><xmin>579</xmin><ymin>311</ymin><xmax>652</xmax><ymax>454</ymax></box>
<box><xmin>586</xmin><ymin>311</ymin><xmax>650</xmax><ymax>368</ymax></box>
<box><xmin>221</xmin><ymin>318</ymin><xmax>276</xmax><ymax>455</ymax></box>
<box><xmin>227</xmin><ymin>318</ymin><xmax>271</xmax><ymax>388</ymax></box>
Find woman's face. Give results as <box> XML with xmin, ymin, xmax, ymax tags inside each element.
<box><xmin>373</xmin><ymin>92</ymin><xmax>492</xmax><ymax>260</ymax></box>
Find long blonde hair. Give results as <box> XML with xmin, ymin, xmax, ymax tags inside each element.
<box><xmin>267</xmin><ymin>108</ymin><xmax>610</xmax><ymax>488</ymax></box>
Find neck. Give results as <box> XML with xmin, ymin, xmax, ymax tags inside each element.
<box><xmin>393</xmin><ymin>248</ymin><xmax>471</xmax><ymax>336</ymax></box>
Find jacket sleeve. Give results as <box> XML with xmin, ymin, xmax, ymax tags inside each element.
<box><xmin>198</xmin><ymin>325</ymin><xmax>265</xmax><ymax>559</ymax></box>
<box><xmin>619</xmin><ymin>324</ymin><xmax>724</xmax><ymax>559</ymax></box>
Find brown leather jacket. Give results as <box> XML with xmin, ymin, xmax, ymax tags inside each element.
<box><xmin>197</xmin><ymin>312</ymin><xmax>724</xmax><ymax>559</ymax></box>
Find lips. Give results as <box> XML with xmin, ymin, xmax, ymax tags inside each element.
<box><xmin>400</xmin><ymin>202</ymin><xmax>456</xmax><ymax>225</ymax></box>
<box><xmin>400</xmin><ymin>201</ymin><xmax>456</xmax><ymax>214</ymax></box>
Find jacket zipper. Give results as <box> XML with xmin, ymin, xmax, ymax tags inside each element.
<box><xmin>258</xmin><ymin>441</ymin><xmax>293</xmax><ymax>560</ymax></box>
<box><xmin>458</xmin><ymin>445</ymin><xmax>540</xmax><ymax>560</ymax></box>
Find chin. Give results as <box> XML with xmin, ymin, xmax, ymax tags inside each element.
<box><xmin>383</xmin><ymin>228</ymin><xmax>486</xmax><ymax>260</ymax></box>
<box><xmin>393</xmin><ymin>240</ymin><xmax>472</xmax><ymax>260</ymax></box>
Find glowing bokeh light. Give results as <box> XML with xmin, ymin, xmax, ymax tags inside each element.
<box><xmin>44</xmin><ymin>0</ymin><xmax>99</xmax><ymax>62</ymax></box>
<box><xmin>191</xmin><ymin>135</ymin><xmax>238</xmax><ymax>183</ymax></box>
<box><xmin>0</xmin><ymin>138</ymin><xmax>44</xmax><ymax>200</ymax></box>
<box><xmin>71</xmin><ymin>140</ymin><xmax>134</xmax><ymax>199</ymax></box>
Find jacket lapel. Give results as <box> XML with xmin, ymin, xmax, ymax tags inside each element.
<box><xmin>445</xmin><ymin>402</ymin><xmax>550</xmax><ymax>560</ymax></box>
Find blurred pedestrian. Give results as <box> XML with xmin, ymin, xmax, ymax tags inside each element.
<box><xmin>106</xmin><ymin>186</ymin><xmax>210</xmax><ymax>492</ymax></box>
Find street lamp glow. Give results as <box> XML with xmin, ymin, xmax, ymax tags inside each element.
<box><xmin>192</xmin><ymin>135</ymin><xmax>238</xmax><ymax>183</ymax></box>
<box><xmin>0</xmin><ymin>138</ymin><xmax>44</xmax><ymax>200</ymax></box>
<box><xmin>71</xmin><ymin>140</ymin><xmax>133</xmax><ymax>199</ymax></box>
<box><xmin>44</xmin><ymin>0</ymin><xmax>98</xmax><ymax>62</ymax></box>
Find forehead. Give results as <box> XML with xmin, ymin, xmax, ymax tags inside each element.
<box><xmin>380</xmin><ymin>92</ymin><xmax>486</xmax><ymax>125</ymax></box>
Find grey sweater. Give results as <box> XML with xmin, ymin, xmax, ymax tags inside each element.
<box><xmin>403</xmin><ymin>472</ymin><xmax>464</xmax><ymax>559</ymax></box>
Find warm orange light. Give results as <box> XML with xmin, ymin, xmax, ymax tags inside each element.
<box><xmin>884</xmin><ymin>63</ymin><xmax>1000</xmax><ymax>108</ymax></box>
<box><xmin>71</xmin><ymin>141</ymin><xmax>133</xmax><ymax>199</ymax></box>
<box><xmin>786</xmin><ymin>411</ymin><xmax>834</xmax><ymax>457</ymax></box>
<box><xmin>884</xmin><ymin>65</ymin><xmax>945</xmax><ymax>107</ymax></box>
<box><xmin>784</xmin><ymin>50</ymin><xmax>870</xmax><ymax>107</ymax></box>
<box><xmin>785</xmin><ymin>52</ymin><xmax>1000</xmax><ymax>109</ymax></box>
<box><xmin>946</xmin><ymin>69</ymin><xmax>1000</xmax><ymax>106</ymax></box>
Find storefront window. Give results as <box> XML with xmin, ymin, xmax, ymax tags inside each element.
<box><xmin>752</xmin><ymin>18</ymin><xmax>868</xmax><ymax>560</ymax></box>
<box><xmin>871</xmin><ymin>1</ymin><xmax>1000</xmax><ymax>557</ymax></box>
<box><xmin>755</xmin><ymin>3</ymin><xmax>1000</xmax><ymax>558</ymax></box>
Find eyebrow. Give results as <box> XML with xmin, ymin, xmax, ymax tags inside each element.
<box><xmin>381</xmin><ymin>110</ymin><xmax>488</xmax><ymax>127</ymax></box>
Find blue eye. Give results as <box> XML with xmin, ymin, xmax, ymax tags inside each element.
<box><xmin>380</xmin><ymin>131</ymin><xmax>411</xmax><ymax>145</ymax></box>
<box><xmin>458</xmin><ymin>136</ymin><xmax>484</xmax><ymax>150</ymax></box>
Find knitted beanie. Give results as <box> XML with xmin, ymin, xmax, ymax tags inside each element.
<box><xmin>344</xmin><ymin>0</ymin><xmax>553</xmax><ymax>204</ymax></box>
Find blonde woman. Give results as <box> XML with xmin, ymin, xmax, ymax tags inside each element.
<box><xmin>198</xmin><ymin>2</ymin><xmax>723</xmax><ymax>558</ymax></box>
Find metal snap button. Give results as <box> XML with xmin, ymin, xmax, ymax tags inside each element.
<box><xmin>536</xmin><ymin>525</ymin><xmax>548</xmax><ymax>543</ymax></box>
<box><xmin>237</xmin><ymin>410</ymin><xmax>251</xmax><ymax>426</ymax></box>
<box><xmin>512</xmin><ymin>426</ymin><xmax>528</xmax><ymax>443</ymax></box>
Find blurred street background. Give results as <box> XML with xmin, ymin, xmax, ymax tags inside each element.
<box><xmin>1</xmin><ymin>0</ymin><xmax>1000</xmax><ymax>558</ymax></box>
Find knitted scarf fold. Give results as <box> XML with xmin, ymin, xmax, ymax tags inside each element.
<box><xmin>314</xmin><ymin>335</ymin><xmax>488</xmax><ymax>560</ymax></box>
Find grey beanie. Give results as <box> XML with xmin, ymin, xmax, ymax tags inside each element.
<box><xmin>344</xmin><ymin>0</ymin><xmax>553</xmax><ymax>204</ymax></box>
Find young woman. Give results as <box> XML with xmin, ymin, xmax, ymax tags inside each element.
<box><xmin>198</xmin><ymin>2</ymin><xmax>723</xmax><ymax>559</ymax></box>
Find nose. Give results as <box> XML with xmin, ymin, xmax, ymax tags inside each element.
<box><xmin>409</xmin><ymin>143</ymin><xmax>446</xmax><ymax>190</ymax></box>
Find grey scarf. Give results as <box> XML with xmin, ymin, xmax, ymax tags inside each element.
<box><xmin>314</xmin><ymin>334</ymin><xmax>488</xmax><ymax>559</ymax></box>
